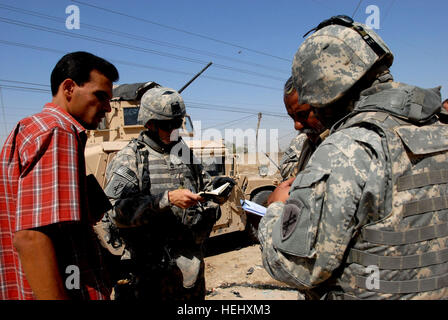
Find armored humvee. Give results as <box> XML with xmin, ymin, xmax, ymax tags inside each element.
<box><xmin>85</xmin><ymin>82</ymin><xmax>280</xmax><ymax>252</ymax></box>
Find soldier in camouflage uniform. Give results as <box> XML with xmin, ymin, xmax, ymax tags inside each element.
<box><xmin>443</xmin><ymin>99</ymin><xmax>448</xmax><ymax>112</ymax></box>
<box><xmin>279</xmin><ymin>77</ymin><xmax>327</xmax><ymax>181</ymax></box>
<box><xmin>104</xmin><ymin>86</ymin><xmax>233</xmax><ymax>300</ymax></box>
<box><xmin>259</xmin><ymin>15</ymin><xmax>448</xmax><ymax>300</ymax></box>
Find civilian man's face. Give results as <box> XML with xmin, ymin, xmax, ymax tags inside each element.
<box><xmin>69</xmin><ymin>70</ymin><xmax>112</xmax><ymax>130</ymax></box>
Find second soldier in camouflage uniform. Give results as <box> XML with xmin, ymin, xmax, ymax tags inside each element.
<box><xmin>259</xmin><ymin>16</ymin><xmax>448</xmax><ymax>299</ymax></box>
<box><xmin>104</xmin><ymin>86</ymin><xmax>233</xmax><ymax>300</ymax></box>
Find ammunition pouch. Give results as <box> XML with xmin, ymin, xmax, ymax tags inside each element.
<box><xmin>175</xmin><ymin>254</ymin><xmax>202</xmax><ymax>289</ymax></box>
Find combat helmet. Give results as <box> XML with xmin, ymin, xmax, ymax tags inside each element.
<box><xmin>293</xmin><ymin>15</ymin><xmax>394</xmax><ymax>108</ymax></box>
<box><xmin>138</xmin><ymin>86</ymin><xmax>186</xmax><ymax>126</ymax></box>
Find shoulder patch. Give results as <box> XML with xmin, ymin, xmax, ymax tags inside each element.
<box><xmin>273</xmin><ymin>197</ymin><xmax>316</xmax><ymax>258</ymax></box>
<box><xmin>116</xmin><ymin>166</ymin><xmax>138</xmax><ymax>182</ymax></box>
<box><xmin>104</xmin><ymin>166</ymin><xmax>138</xmax><ymax>198</ymax></box>
<box><xmin>281</xmin><ymin>199</ymin><xmax>303</xmax><ymax>241</ymax></box>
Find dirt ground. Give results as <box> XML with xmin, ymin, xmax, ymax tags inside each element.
<box><xmin>204</xmin><ymin>232</ymin><xmax>303</xmax><ymax>300</ymax></box>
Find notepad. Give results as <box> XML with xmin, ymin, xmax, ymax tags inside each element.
<box><xmin>240</xmin><ymin>199</ymin><xmax>266</xmax><ymax>216</ymax></box>
<box><xmin>197</xmin><ymin>182</ymin><xmax>231</xmax><ymax>199</ymax></box>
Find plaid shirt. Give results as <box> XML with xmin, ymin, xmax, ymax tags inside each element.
<box><xmin>0</xmin><ymin>103</ymin><xmax>111</xmax><ymax>300</ymax></box>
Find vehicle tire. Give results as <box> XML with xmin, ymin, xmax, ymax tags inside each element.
<box><xmin>246</xmin><ymin>190</ymin><xmax>272</xmax><ymax>243</ymax></box>
<box><xmin>251</xmin><ymin>189</ymin><xmax>272</xmax><ymax>207</ymax></box>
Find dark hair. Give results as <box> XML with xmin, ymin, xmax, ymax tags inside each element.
<box><xmin>443</xmin><ymin>99</ymin><xmax>448</xmax><ymax>105</ymax></box>
<box><xmin>50</xmin><ymin>51</ymin><xmax>119</xmax><ymax>96</ymax></box>
<box><xmin>284</xmin><ymin>76</ymin><xmax>295</xmax><ymax>96</ymax></box>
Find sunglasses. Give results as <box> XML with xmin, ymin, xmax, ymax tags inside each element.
<box><xmin>156</xmin><ymin>119</ymin><xmax>183</xmax><ymax>131</ymax></box>
<box><xmin>303</xmin><ymin>15</ymin><xmax>386</xmax><ymax>59</ymax></box>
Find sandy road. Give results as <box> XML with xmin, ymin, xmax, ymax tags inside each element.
<box><xmin>204</xmin><ymin>232</ymin><xmax>303</xmax><ymax>300</ymax></box>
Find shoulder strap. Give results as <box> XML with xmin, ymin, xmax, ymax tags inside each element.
<box><xmin>186</xmin><ymin>144</ymin><xmax>204</xmax><ymax>191</ymax></box>
<box><xmin>132</xmin><ymin>137</ymin><xmax>151</xmax><ymax>194</ymax></box>
<box><xmin>336</xmin><ymin>111</ymin><xmax>413</xmax><ymax>137</ymax></box>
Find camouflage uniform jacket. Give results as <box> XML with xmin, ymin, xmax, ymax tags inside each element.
<box><xmin>259</xmin><ymin>82</ymin><xmax>448</xmax><ymax>299</ymax></box>
<box><xmin>104</xmin><ymin>130</ymin><xmax>218</xmax><ymax>289</ymax></box>
<box><xmin>279</xmin><ymin>133</ymin><xmax>308</xmax><ymax>181</ymax></box>
<box><xmin>279</xmin><ymin>131</ymin><xmax>329</xmax><ymax>181</ymax></box>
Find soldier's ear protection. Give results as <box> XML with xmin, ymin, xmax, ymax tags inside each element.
<box><xmin>303</xmin><ymin>15</ymin><xmax>387</xmax><ymax>59</ymax></box>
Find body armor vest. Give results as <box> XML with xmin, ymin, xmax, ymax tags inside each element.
<box><xmin>133</xmin><ymin>134</ymin><xmax>203</xmax><ymax>221</ymax></box>
<box><xmin>101</xmin><ymin>132</ymin><xmax>217</xmax><ymax>293</ymax></box>
<box><xmin>128</xmin><ymin>133</ymin><xmax>215</xmax><ymax>244</ymax></box>
<box><xmin>333</xmin><ymin>106</ymin><xmax>448</xmax><ymax>299</ymax></box>
<box><xmin>114</xmin><ymin>134</ymin><xmax>215</xmax><ymax>288</ymax></box>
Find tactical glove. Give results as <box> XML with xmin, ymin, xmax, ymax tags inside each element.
<box><xmin>210</xmin><ymin>176</ymin><xmax>236</xmax><ymax>204</ymax></box>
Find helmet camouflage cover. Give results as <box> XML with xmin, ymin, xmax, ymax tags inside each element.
<box><xmin>138</xmin><ymin>86</ymin><xmax>186</xmax><ymax>125</ymax></box>
<box><xmin>293</xmin><ymin>21</ymin><xmax>393</xmax><ymax>108</ymax></box>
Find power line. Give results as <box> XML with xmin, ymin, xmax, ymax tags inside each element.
<box><xmin>352</xmin><ymin>0</ymin><xmax>364</xmax><ymax>19</ymax></box>
<box><xmin>0</xmin><ymin>82</ymin><xmax>285</xmax><ymax>118</ymax></box>
<box><xmin>0</xmin><ymin>39</ymin><xmax>64</xmax><ymax>54</ymax></box>
<box><xmin>0</xmin><ymin>106</ymin><xmax>42</xmax><ymax>111</ymax></box>
<box><xmin>382</xmin><ymin>0</ymin><xmax>397</xmax><ymax>26</ymax></box>
<box><xmin>0</xmin><ymin>4</ymin><xmax>288</xmax><ymax>74</ymax></box>
<box><xmin>72</xmin><ymin>0</ymin><xmax>290</xmax><ymax>62</ymax></box>
<box><xmin>187</xmin><ymin>102</ymin><xmax>287</xmax><ymax>118</ymax></box>
<box><xmin>2</xmin><ymin>112</ymin><xmax>41</xmax><ymax>117</ymax></box>
<box><xmin>0</xmin><ymin>16</ymin><xmax>285</xmax><ymax>82</ymax></box>
<box><xmin>0</xmin><ymin>40</ymin><xmax>281</xmax><ymax>91</ymax></box>
<box><xmin>279</xmin><ymin>130</ymin><xmax>297</xmax><ymax>140</ymax></box>
<box><xmin>187</xmin><ymin>98</ymin><xmax>281</xmax><ymax>110</ymax></box>
<box><xmin>202</xmin><ymin>115</ymin><xmax>256</xmax><ymax>130</ymax></box>
<box><xmin>187</xmin><ymin>105</ymin><xmax>287</xmax><ymax>118</ymax></box>
<box><xmin>0</xmin><ymin>79</ymin><xmax>289</xmax><ymax>118</ymax></box>
<box><xmin>0</xmin><ymin>78</ymin><xmax>284</xmax><ymax>115</ymax></box>
<box><xmin>0</xmin><ymin>79</ymin><xmax>50</xmax><ymax>87</ymax></box>
<box><xmin>0</xmin><ymin>85</ymin><xmax>50</xmax><ymax>93</ymax></box>
<box><xmin>308</xmin><ymin>0</ymin><xmax>340</xmax><ymax>12</ymax></box>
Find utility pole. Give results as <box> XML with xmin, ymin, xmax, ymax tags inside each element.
<box><xmin>256</xmin><ymin>112</ymin><xmax>262</xmax><ymax>165</ymax></box>
<box><xmin>256</xmin><ymin>112</ymin><xmax>262</xmax><ymax>148</ymax></box>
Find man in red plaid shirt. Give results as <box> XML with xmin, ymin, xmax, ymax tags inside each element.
<box><xmin>0</xmin><ymin>52</ymin><xmax>119</xmax><ymax>299</ymax></box>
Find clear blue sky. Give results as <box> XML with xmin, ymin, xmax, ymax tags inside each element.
<box><xmin>0</xmin><ymin>0</ymin><xmax>447</xmax><ymax>150</ymax></box>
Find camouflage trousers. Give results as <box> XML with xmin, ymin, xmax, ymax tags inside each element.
<box><xmin>114</xmin><ymin>260</ymin><xmax>206</xmax><ymax>301</ymax></box>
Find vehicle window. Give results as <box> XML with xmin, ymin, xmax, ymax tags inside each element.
<box><xmin>184</xmin><ymin>116</ymin><xmax>194</xmax><ymax>133</ymax></box>
<box><xmin>123</xmin><ymin>106</ymin><xmax>140</xmax><ymax>125</ymax></box>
